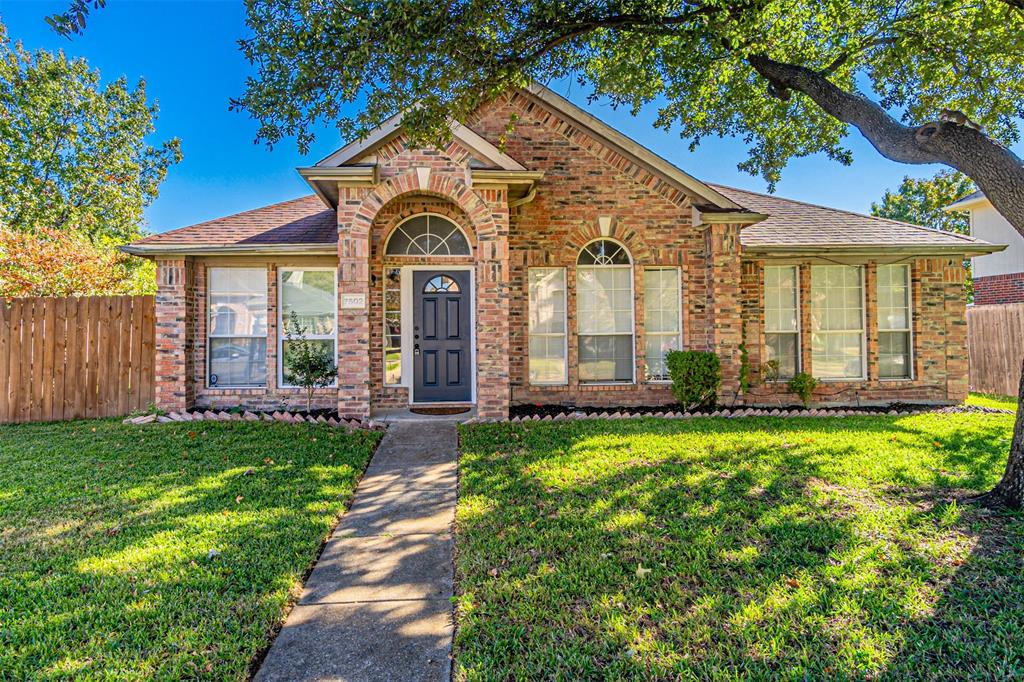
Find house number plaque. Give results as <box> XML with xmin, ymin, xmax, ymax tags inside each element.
<box><xmin>340</xmin><ymin>293</ymin><xmax>367</xmax><ymax>310</ymax></box>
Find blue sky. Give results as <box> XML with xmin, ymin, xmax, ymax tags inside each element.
<box><xmin>0</xmin><ymin>0</ymin><xmax>994</xmax><ymax>233</ymax></box>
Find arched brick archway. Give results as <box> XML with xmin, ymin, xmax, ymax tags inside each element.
<box><xmin>335</xmin><ymin>169</ymin><xmax>511</xmax><ymax>420</ymax></box>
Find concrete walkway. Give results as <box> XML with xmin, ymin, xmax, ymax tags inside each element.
<box><xmin>255</xmin><ymin>421</ymin><xmax>458</xmax><ymax>682</ymax></box>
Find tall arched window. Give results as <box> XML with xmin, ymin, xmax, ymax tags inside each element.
<box><xmin>576</xmin><ymin>239</ymin><xmax>634</xmax><ymax>383</ymax></box>
<box><xmin>384</xmin><ymin>214</ymin><xmax>470</xmax><ymax>256</ymax></box>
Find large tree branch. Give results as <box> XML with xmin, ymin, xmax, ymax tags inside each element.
<box><xmin>747</xmin><ymin>54</ymin><xmax>1024</xmax><ymax>236</ymax></box>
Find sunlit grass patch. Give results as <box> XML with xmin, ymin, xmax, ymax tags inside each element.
<box><xmin>967</xmin><ymin>391</ymin><xmax>1019</xmax><ymax>412</ymax></box>
<box><xmin>0</xmin><ymin>419</ymin><xmax>380</xmax><ymax>680</ymax></box>
<box><xmin>455</xmin><ymin>413</ymin><xmax>1023</xmax><ymax>680</ymax></box>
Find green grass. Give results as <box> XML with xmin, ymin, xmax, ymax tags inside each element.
<box><xmin>0</xmin><ymin>419</ymin><xmax>381</xmax><ymax>680</ymax></box>
<box><xmin>456</xmin><ymin>413</ymin><xmax>1023</xmax><ymax>680</ymax></box>
<box><xmin>967</xmin><ymin>391</ymin><xmax>1019</xmax><ymax>412</ymax></box>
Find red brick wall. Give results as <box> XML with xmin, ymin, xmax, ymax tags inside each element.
<box><xmin>974</xmin><ymin>272</ymin><xmax>1024</xmax><ymax>305</ymax></box>
<box><xmin>740</xmin><ymin>257</ymin><xmax>968</xmax><ymax>406</ymax></box>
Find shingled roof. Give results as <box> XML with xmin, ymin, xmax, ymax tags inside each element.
<box><xmin>124</xmin><ymin>195</ymin><xmax>337</xmax><ymax>255</ymax></box>
<box><xmin>711</xmin><ymin>184</ymin><xmax>998</xmax><ymax>255</ymax></box>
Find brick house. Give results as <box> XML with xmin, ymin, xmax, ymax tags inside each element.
<box><xmin>126</xmin><ymin>84</ymin><xmax>1004</xmax><ymax>420</ymax></box>
<box><xmin>945</xmin><ymin>191</ymin><xmax>1024</xmax><ymax>305</ymax></box>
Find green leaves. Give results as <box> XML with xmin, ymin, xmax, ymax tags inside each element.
<box><xmin>234</xmin><ymin>0</ymin><xmax>1024</xmax><ymax>188</ymax></box>
<box><xmin>0</xmin><ymin>24</ymin><xmax>181</xmax><ymax>243</ymax></box>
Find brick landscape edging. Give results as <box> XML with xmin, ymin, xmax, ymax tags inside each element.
<box><xmin>123</xmin><ymin>410</ymin><xmax>386</xmax><ymax>431</ymax></box>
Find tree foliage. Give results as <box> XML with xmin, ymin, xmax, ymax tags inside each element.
<box><xmin>0</xmin><ymin>227</ymin><xmax>155</xmax><ymax>300</ymax></box>
<box><xmin>0</xmin><ymin>24</ymin><xmax>181</xmax><ymax>245</ymax></box>
<box><xmin>872</xmin><ymin>170</ymin><xmax>975</xmax><ymax>236</ymax></box>
<box><xmin>233</xmin><ymin>0</ymin><xmax>1023</xmax><ymax>184</ymax></box>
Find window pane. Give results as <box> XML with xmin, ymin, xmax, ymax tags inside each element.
<box><xmin>810</xmin><ymin>265</ymin><xmax>864</xmax><ymax>378</ymax></box>
<box><xmin>577</xmin><ymin>267</ymin><xmax>633</xmax><ymax>334</ymax></box>
<box><xmin>764</xmin><ymin>265</ymin><xmax>798</xmax><ymax>333</ymax></box>
<box><xmin>529</xmin><ymin>335</ymin><xmax>567</xmax><ymax>384</ymax></box>
<box><xmin>384</xmin><ymin>268</ymin><xmax>401</xmax><ymax>385</ymax></box>
<box><xmin>765</xmin><ymin>332</ymin><xmax>798</xmax><ymax>379</ymax></box>
<box><xmin>209</xmin><ymin>268</ymin><xmax>267</xmax><ymax>337</ymax></box>
<box><xmin>645</xmin><ymin>334</ymin><xmax>679</xmax><ymax>381</ymax></box>
<box><xmin>528</xmin><ymin>269</ymin><xmax>566</xmax><ymax>334</ymax></box>
<box><xmin>282</xmin><ymin>339</ymin><xmax>335</xmax><ymax>386</ymax></box>
<box><xmin>877</xmin><ymin>264</ymin><xmax>911</xmax><ymax>331</ymax></box>
<box><xmin>281</xmin><ymin>270</ymin><xmax>335</xmax><ymax>335</ymax></box>
<box><xmin>528</xmin><ymin>268</ymin><xmax>567</xmax><ymax>384</ymax></box>
<box><xmin>644</xmin><ymin>268</ymin><xmax>680</xmax><ymax>334</ymax></box>
<box><xmin>209</xmin><ymin>337</ymin><xmax>267</xmax><ymax>387</ymax></box>
<box><xmin>386</xmin><ymin>215</ymin><xmax>470</xmax><ymax>256</ymax></box>
<box><xmin>577</xmin><ymin>240</ymin><xmax>631</xmax><ymax>265</ymax></box>
<box><xmin>879</xmin><ymin>330</ymin><xmax>911</xmax><ymax>378</ymax></box>
<box><xmin>579</xmin><ymin>334</ymin><xmax>633</xmax><ymax>382</ymax></box>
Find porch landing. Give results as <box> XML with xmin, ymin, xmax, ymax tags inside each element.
<box><xmin>254</xmin><ymin>421</ymin><xmax>457</xmax><ymax>682</ymax></box>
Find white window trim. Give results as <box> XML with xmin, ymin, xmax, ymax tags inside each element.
<box><xmin>383</xmin><ymin>266</ymin><xmax>403</xmax><ymax>386</ymax></box>
<box><xmin>383</xmin><ymin>212</ymin><xmax>472</xmax><ymax>257</ymax></box>
<box><xmin>527</xmin><ymin>267</ymin><xmax>569</xmax><ymax>386</ymax></box>
<box><xmin>207</xmin><ymin>266</ymin><xmax>268</xmax><ymax>390</ymax></box>
<box><xmin>643</xmin><ymin>266</ymin><xmax>683</xmax><ymax>384</ymax></box>
<box><xmin>877</xmin><ymin>263</ymin><xmax>915</xmax><ymax>381</ymax></box>
<box><xmin>763</xmin><ymin>264</ymin><xmax>801</xmax><ymax>381</ymax></box>
<box><xmin>576</xmin><ymin>237</ymin><xmax>636</xmax><ymax>385</ymax></box>
<box><xmin>810</xmin><ymin>264</ymin><xmax>867</xmax><ymax>382</ymax></box>
<box><xmin>277</xmin><ymin>267</ymin><xmax>338</xmax><ymax>389</ymax></box>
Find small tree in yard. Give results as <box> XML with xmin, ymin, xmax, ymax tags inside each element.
<box><xmin>283</xmin><ymin>315</ymin><xmax>336</xmax><ymax>412</ymax></box>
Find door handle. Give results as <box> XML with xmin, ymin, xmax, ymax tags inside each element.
<box><xmin>414</xmin><ymin>343</ymin><xmax>420</xmax><ymax>356</ymax></box>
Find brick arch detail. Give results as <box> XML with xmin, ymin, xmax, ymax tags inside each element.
<box><xmin>562</xmin><ymin>221</ymin><xmax>653</xmax><ymax>264</ymax></box>
<box><xmin>353</xmin><ymin>170</ymin><xmax>499</xmax><ymax>241</ymax></box>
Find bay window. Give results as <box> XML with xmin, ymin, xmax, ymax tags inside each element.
<box><xmin>279</xmin><ymin>268</ymin><xmax>337</xmax><ymax>387</ymax></box>
<box><xmin>764</xmin><ymin>265</ymin><xmax>800</xmax><ymax>379</ymax></box>
<box><xmin>877</xmin><ymin>264</ymin><xmax>913</xmax><ymax>379</ymax></box>
<box><xmin>810</xmin><ymin>265</ymin><xmax>865</xmax><ymax>379</ymax></box>
<box><xmin>208</xmin><ymin>267</ymin><xmax>267</xmax><ymax>387</ymax></box>
<box><xmin>577</xmin><ymin>240</ymin><xmax>634</xmax><ymax>383</ymax></box>
<box><xmin>643</xmin><ymin>267</ymin><xmax>681</xmax><ymax>381</ymax></box>
<box><xmin>527</xmin><ymin>268</ymin><xmax>568</xmax><ymax>384</ymax></box>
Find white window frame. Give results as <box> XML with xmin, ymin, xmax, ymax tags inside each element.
<box><xmin>527</xmin><ymin>267</ymin><xmax>569</xmax><ymax>386</ymax></box>
<box><xmin>277</xmin><ymin>267</ymin><xmax>338</xmax><ymax>389</ymax></box>
<box><xmin>877</xmin><ymin>263</ymin><xmax>914</xmax><ymax>381</ymax></box>
<box><xmin>810</xmin><ymin>264</ymin><xmax>867</xmax><ymax>381</ymax></box>
<box><xmin>643</xmin><ymin>267</ymin><xmax>682</xmax><ymax>383</ymax></box>
<box><xmin>206</xmin><ymin>266</ymin><xmax>268</xmax><ymax>389</ymax></box>
<box><xmin>383</xmin><ymin>212</ymin><xmax>472</xmax><ymax>257</ymax></box>
<box><xmin>576</xmin><ymin>238</ymin><xmax>636</xmax><ymax>385</ymax></box>
<box><xmin>763</xmin><ymin>264</ymin><xmax>801</xmax><ymax>380</ymax></box>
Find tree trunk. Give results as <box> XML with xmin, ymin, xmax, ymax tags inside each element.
<box><xmin>988</xmin><ymin>361</ymin><xmax>1024</xmax><ymax>509</ymax></box>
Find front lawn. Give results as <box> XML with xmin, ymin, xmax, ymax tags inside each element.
<box><xmin>0</xmin><ymin>419</ymin><xmax>381</xmax><ymax>680</ymax></box>
<box><xmin>456</xmin><ymin>413</ymin><xmax>1022</xmax><ymax>680</ymax></box>
<box><xmin>967</xmin><ymin>391</ymin><xmax>1019</xmax><ymax>412</ymax></box>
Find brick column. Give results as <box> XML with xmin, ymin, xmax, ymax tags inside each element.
<box><xmin>943</xmin><ymin>259</ymin><xmax>969</xmax><ymax>401</ymax></box>
<box><xmin>865</xmin><ymin>262</ymin><xmax>879</xmax><ymax>381</ymax></box>
<box><xmin>705</xmin><ymin>223</ymin><xmax>743</xmax><ymax>400</ymax></box>
<box><xmin>154</xmin><ymin>258</ymin><xmax>195</xmax><ymax>413</ymax></box>
<box><xmin>740</xmin><ymin>260</ymin><xmax>763</xmax><ymax>383</ymax></box>
<box><xmin>337</xmin><ymin>186</ymin><xmax>373</xmax><ymax>420</ymax></box>
<box><xmin>798</xmin><ymin>263</ymin><xmax>813</xmax><ymax>375</ymax></box>
<box><xmin>475</xmin><ymin>188</ymin><xmax>511</xmax><ymax>418</ymax></box>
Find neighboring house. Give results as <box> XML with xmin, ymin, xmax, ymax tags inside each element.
<box><xmin>126</xmin><ymin>84</ymin><xmax>1003</xmax><ymax>419</ymax></box>
<box><xmin>945</xmin><ymin>191</ymin><xmax>1024</xmax><ymax>305</ymax></box>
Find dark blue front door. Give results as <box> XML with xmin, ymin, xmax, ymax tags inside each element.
<box><xmin>413</xmin><ymin>270</ymin><xmax>471</xmax><ymax>402</ymax></box>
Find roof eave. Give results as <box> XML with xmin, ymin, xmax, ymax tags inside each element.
<box><xmin>298</xmin><ymin>165</ymin><xmax>379</xmax><ymax>209</ymax></box>
<box><xmin>943</xmin><ymin>196</ymin><xmax>990</xmax><ymax>212</ymax></box>
<box><xmin>741</xmin><ymin>243</ymin><xmax>1007</xmax><ymax>258</ymax></box>
<box><xmin>121</xmin><ymin>243</ymin><xmax>339</xmax><ymax>258</ymax></box>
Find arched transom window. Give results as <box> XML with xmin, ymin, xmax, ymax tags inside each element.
<box><xmin>576</xmin><ymin>239</ymin><xmax>635</xmax><ymax>383</ymax></box>
<box><xmin>385</xmin><ymin>214</ymin><xmax>471</xmax><ymax>256</ymax></box>
<box><xmin>423</xmin><ymin>275</ymin><xmax>461</xmax><ymax>293</ymax></box>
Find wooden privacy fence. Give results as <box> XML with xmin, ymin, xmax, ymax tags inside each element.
<box><xmin>0</xmin><ymin>296</ymin><xmax>155</xmax><ymax>424</ymax></box>
<box><xmin>967</xmin><ymin>302</ymin><xmax>1024</xmax><ymax>397</ymax></box>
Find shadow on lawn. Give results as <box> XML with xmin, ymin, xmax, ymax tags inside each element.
<box><xmin>0</xmin><ymin>420</ymin><xmax>378</xmax><ymax>680</ymax></box>
<box><xmin>455</xmin><ymin>416</ymin><xmax>1023</xmax><ymax>679</ymax></box>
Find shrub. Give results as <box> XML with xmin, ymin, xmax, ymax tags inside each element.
<box><xmin>788</xmin><ymin>372</ymin><xmax>818</xmax><ymax>408</ymax></box>
<box><xmin>666</xmin><ymin>350</ymin><xmax>721</xmax><ymax>411</ymax></box>
<box><xmin>283</xmin><ymin>314</ymin><xmax>337</xmax><ymax>411</ymax></box>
